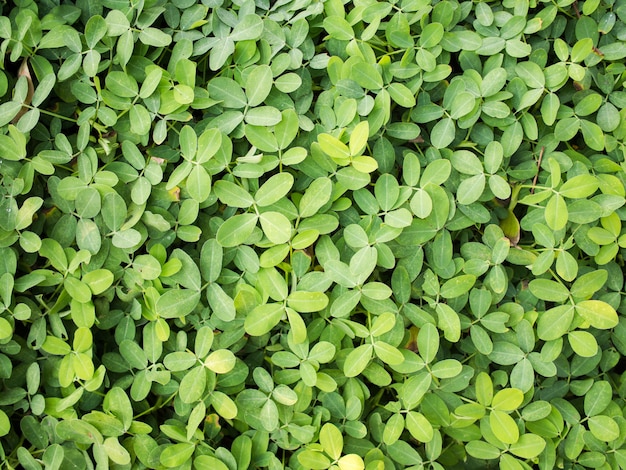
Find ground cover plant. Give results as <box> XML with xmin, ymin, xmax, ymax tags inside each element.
<box><xmin>1</xmin><ymin>0</ymin><xmax>626</xmax><ymax>468</ymax></box>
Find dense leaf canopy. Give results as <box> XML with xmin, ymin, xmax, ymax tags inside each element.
<box><xmin>0</xmin><ymin>0</ymin><xmax>626</xmax><ymax>469</ymax></box>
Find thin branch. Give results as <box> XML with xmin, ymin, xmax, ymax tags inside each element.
<box><xmin>530</xmin><ymin>146</ymin><xmax>545</xmax><ymax>194</ymax></box>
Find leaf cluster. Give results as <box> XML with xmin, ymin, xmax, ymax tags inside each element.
<box><xmin>0</xmin><ymin>0</ymin><xmax>625</xmax><ymax>469</ymax></box>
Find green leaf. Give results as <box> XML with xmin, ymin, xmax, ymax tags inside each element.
<box><xmin>102</xmin><ymin>193</ymin><xmax>127</xmax><ymax>232</ymax></box>
<box><xmin>129</xmin><ymin>104</ymin><xmax>151</xmax><ymax>136</ymax></box>
<box><xmin>571</xmin><ymin>38</ymin><xmax>593</xmax><ymax>63</ymax></box>
<box><xmin>544</xmin><ymin>194</ymin><xmax>568</xmax><ymax>231</ymax></box>
<box><xmin>450</xmin><ymin>92</ymin><xmax>476</xmax><ymax>120</ymax></box>
<box><xmin>440</xmin><ymin>275</ymin><xmax>476</xmax><ymax>299</ymax></box>
<box><xmin>287</xmin><ymin>309</ymin><xmax>308</xmax><ymax>344</ymax></box>
<box><xmin>299</xmin><ymin>177</ymin><xmax>332</xmax><ymax>218</ymax></box>
<box><xmin>82</xmin><ymin>269</ymin><xmax>114</xmax><ymax>295</ymax></box>
<box><xmin>555</xmin><ymin>117</ymin><xmax>580</xmax><ymax>143</ymax></box>
<box><xmin>373</xmin><ymin>341</ymin><xmax>404</xmax><ymax>365</ymax></box>
<box><xmin>417</xmin><ymin>323</ymin><xmax>439</xmax><ymax>364</ymax></box>
<box><xmin>575</xmin><ymin>93</ymin><xmax>602</xmax><ymax>116</ymax></box>
<box><xmin>160</xmin><ymin>442</ymin><xmax>195</xmax><ymax>467</ymax></box>
<box><xmin>437</xmin><ymin>304</ymin><xmax>461</xmax><ymax>342</ymax></box>
<box><xmin>528</xmin><ymin>279</ymin><xmax>570</xmax><ymax>302</ymax></box>
<box><xmin>489</xmin><ymin>342</ymin><xmax>525</xmax><ymax>365</ymax></box>
<box><xmin>509</xmin><ymin>434</ymin><xmax>546</xmax><ymax>459</ymax></box>
<box><xmin>388</xmin><ymin>83</ymin><xmax>416</xmax><ymax>107</ymax></box>
<box><xmin>179</xmin><ymin>366</ymin><xmax>206</xmax><ymax>404</ymax></box>
<box><xmin>207</xmin><ymin>284</ymin><xmax>235</xmax><ymax>322</ymax></box>
<box><xmin>323</xmin><ymin>16</ymin><xmax>354</xmax><ymax>40</ymax></box>
<box><xmin>596</xmin><ymin>103</ymin><xmax>620</xmax><ymax>132</ymax></box>
<box><xmin>383</xmin><ymin>413</ymin><xmax>404</xmax><ymax>445</ymax></box>
<box><xmin>216</xmin><ymin>213</ymin><xmax>258</xmax><ymax>247</ymax></box>
<box><xmin>106</xmin><ymin>71</ymin><xmax>138</xmax><ymax>98</ymax></box>
<box><xmin>541</xmin><ymin>93</ymin><xmax>560</xmax><ymax>126</ymax></box>
<box><xmin>421</xmin><ymin>159</ymin><xmax>451</xmax><ymax>187</ymax></box>
<box><xmin>570</xmin><ymin>270</ymin><xmax>607</xmax><ymax>300</ymax></box>
<box><xmin>555</xmin><ymin>250</ymin><xmax>578</xmax><ymax>282</ymax></box>
<box><xmin>85</xmin><ymin>15</ymin><xmax>107</xmax><ymax>49</ymax></box>
<box><xmin>156</xmin><ymin>290</ymin><xmax>200</xmax><ymax>319</ymax></box>
<box><xmin>344</xmin><ymin>344</ymin><xmax>373</xmax><ymax>377</ymax></box>
<box><xmin>139</xmin><ymin>27</ymin><xmax>172</xmax><ymax>47</ymax></box>
<box><xmin>491</xmin><ymin>388</ymin><xmax>524</xmax><ymax>411</ymax></box>
<box><xmin>490</xmin><ymin>410</ymin><xmax>519</xmax><ymax>444</ymax></box>
<box><xmin>345</xmin><ymin>229</ymin><xmax>372</xmax><ymax>258</ymax></box>
<box><xmin>489</xmin><ymin>174</ymin><xmax>511</xmax><ymax>200</ymax></box>
<box><xmin>401</xmin><ymin>372</ymin><xmax>432</xmax><ymax>409</ymax></box>
<box><xmin>351</xmin><ymin>62</ymin><xmax>383</xmax><ymax>90</ymax></box>
<box><xmin>410</xmin><ymin>189</ymin><xmax>433</xmax><ymax>218</ymax></box>
<box><xmin>64</xmin><ymin>276</ymin><xmax>92</xmax><ymax>303</ymax></box>
<box><xmin>186</xmin><ymin>165</ymin><xmax>211</xmax><ymax>203</ymax></box>
<box><xmin>204</xmin><ymin>349</ymin><xmax>236</xmax><ymax>374</ymax></box>
<box><xmin>466</xmin><ymin>440</ymin><xmax>501</xmax><ymax>460</ymax></box>
<box><xmin>352</xmin><ymin>156</ymin><xmax>378</xmax><ymax>174</ymax></box>
<box><xmin>349</xmin><ymin>121</ymin><xmax>369</xmax><ymax>156</ymax></box>
<box><xmin>430</xmin><ymin>359</ymin><xmax>462</xmax><ymax>378</ymax></box>
<box><xmin>32</xmin><ymin>74</ymin><xmax>56</xmax><ymax>107</ymax></box>
<box><xmin>0</xmin><ymin>102</ymin><xmax>22</xmax><ymax>127</ymax></box>
<box><xmin>320</xmin><ymin>423</ymin><xmax>343</xmax><ymax>460</ymax></box>
<box><xmin>259</xmin><ymin>212</ymin><xmax>291</xmax><ymax>244</ymax></box>
<box><xmin>515</xmin><ymin>61</ymin><xmax>545</xmax><ymax>88</ymax></box>
<box><xmin>430</xmin><ymin>118</ymin><xmax>455</xmax><ymax>149</ymax></box>
<box><xmin>196</xmin><ymin>128</ymin><xmax>222</xmax><ymax>164</ymax></box>
<box><xmin>274</xmin><ymin>109</ymin><xmax>299</xmax><ymax>150</ymax></box>
<box><xmin>309</xmin><ymin>341</ymin><xmax>336</xmax><ymax>363</ymax></box>
<box><xmin>298</xmin><ymin>450</ymin><xmax>331</xmax><ymax>470</ymax></box>
<box><xmin>416</xmin><ymin>48</ymin><xmax>437</xmax><ymax>71</ymax></box>
<box><xmin>211</xmin><ymin>391</ymin><xmax>238</xmax><ymax>420</ymax></box>
<box><xmin>287</xmin><ymin>291</ymin><xmax>329</xmax><ymax>313</ymax></box>
<box><xmin>580</xmin><ymin>120</ymin><xmax>605</xmax><ymax>151</ymax></box>
<box><xmin>362</xmin><ymin>281</ymin><xmax>393</xmax><ymax>300</ymax></box>
<box><xmin>209</xmin><ymin>37</ymin><xmax>235</xmax><ymax>71</ymax></box>
<box><xmin>164</xmin><ymin>352</ymin><xmax>197</xmax><ymax>372</ymax></box>
<box><xmin>42</xmin><ymin>444</ymin><xmax>64</xmax><ymax>469</ymax></box>
<box><xmin>451</xmin><ymin>150</ymin><xmax>483</xmax><ymax>175</ymax></box>
<box><xmin>588</xmin><ymin>415</ymin><xmax>620</xmax><ymax>442</ymax></box>
<box><xmin>208</xmin><ymin>77</ymin><xmax>247</xmax><ymax>109</ymax></box>
<box><xmin>568</xmin><ymin>331</ymin><xmax>598</xmax><ymax>357</ymax></box>
<box><xmin>140</xmin><ymin>67</ymin><xmax>163</xmax><ymax>99</ymax></box>
<box><xmin>245</xmin><ymin>65</ymin><xmax>273</xmax><ymax>107</ymax></box>
<box><xmin>0</xmin><ymin>317</ymin><xmax>12</xmax><ymax>342</ymax></box>
<box><xmin>575</xmin><ymin>300</ymin><xmax>618</xmax><ymax>329</ymax></box>
<box><xmin>420</xmin><ymin>22</ymin><xmax>444</xmax><ymax>48</ymax></box>
<box><xmin>194</xmin><ymin>456</ymin><xmax>229</xmax><ymax>470</ymax></box>
<box><xmin>255</xmin><ymin>173</ymin><xmax>294</xmax><ymax>207</ymax></box>
<box><xmin>537</xmin><ymin>305</ymin><xmax>575</xmax><ymax>341</ymax></box>
<box><xmin>106</xmin><ymin>10</ymin><xmax>130</xmax><ymax>36</ymax></box>
<box><xmin>213</xmin><ymin>180</ymin><xmax>255</xmax><ymax>208</ymax></box>
<box><xmin>406</xmin><ymin>411</ymin><xmax>434</xmax><ymax>442</ymax></box>
<box><xmin>457</xmin><ymin>174</ymin><xmax>486</xmax><ymax>205</ymax></box>
<box><xmin>559</xmin><ymin>174</ymin><xmax>598</xmax><ymax>198</ymax></box>
<box><xmin>245</xmin><ymin>106</ymin><xmax>282</xmax><ymax>126</ymax></box>
<box><xmin>584</xmin><ymin>381</ymin><xmax>612</xmax><ymax>417</ymax></box>
<box><xmin>275</xmin><ymin>73</ymin><xmax>302</xmax><ymax>94</ymax></box>
<box><xmin>0</xmin><ymin>133</ymin><xmax>26</xmax><ymax>161</ymax></box>
<box><xmin>56</xmin><ymin>419</ymin><xmax>103</xmax><ymax>445</ymax></box>
<box><xmin>245</xmin><ymin>303</ymin><xmax>284</xmax><ymax>336</ymax></box>
<box><xmin>230</xmin><ymin>15</ymin><xmax>264</xmax><ymax>41</ymax></box>
<box><xmin>200</xmin><ymin>239</ymin><xmax>224</xmax><ymax>282</ymax></box>
<box><xmin>103</xmin><ymin>437</ymin><xmax>131</xmax><ymax>465</ymax></box>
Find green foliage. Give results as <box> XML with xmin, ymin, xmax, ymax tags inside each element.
<box><xmin>0</xmin><ymin>0</ymin><xmax>625</xmax><ymax>469</ymax></box>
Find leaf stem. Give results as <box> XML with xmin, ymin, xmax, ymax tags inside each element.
<box><xmin>530</xmin><ymin>146</ymin><xmax>545</xmax><ymax>194</ymax></box>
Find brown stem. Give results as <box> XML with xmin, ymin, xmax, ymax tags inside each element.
<box><xmin>530</xmin><ymin>146</ymin><xmax>545</xmax><ymax>194</ymax></box>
